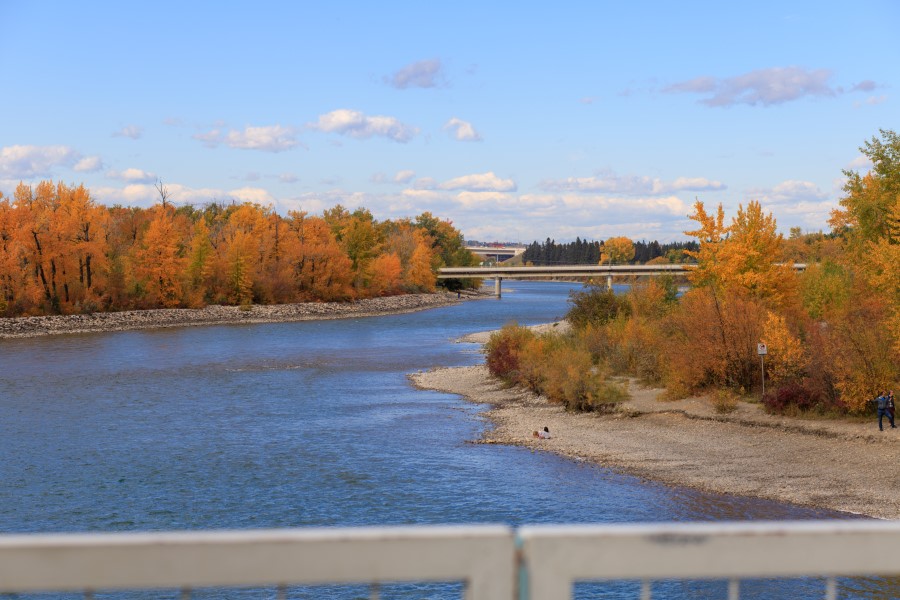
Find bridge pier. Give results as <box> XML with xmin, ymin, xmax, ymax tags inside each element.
<box><xmin>494</xmin><ymin>277</ymin><xmax>502</xmax><ymax>298</ymax></box>
<box><xmin>607</xmin><ymin>274</ymin><xmax>613</xmax><ymax>291</ymax></box>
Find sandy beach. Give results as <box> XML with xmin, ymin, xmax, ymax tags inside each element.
<box><xmin>411</xmin><ymin>324</ymin><xmax>900</xmax><ymax>520</ymax></box>
<box><xmin>0</xmin><ymin>292</ymin><xmax>481</xmax><ymax>338</ymax></box>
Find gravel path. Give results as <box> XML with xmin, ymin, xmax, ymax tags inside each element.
<box><xmin>410</xmin><ymin>363</ymin><xmax>900</xmax><ymax>520</ymax></box>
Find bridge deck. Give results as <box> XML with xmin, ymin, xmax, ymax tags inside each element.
<box><xmin>437</xmin><ymin>264</ymin><xmax>806</xmax><ymax>278</ymax></box>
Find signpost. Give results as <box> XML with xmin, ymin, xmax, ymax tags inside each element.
<box><xmin>757</xmin><ymin>342</ymin><xmax>768</xmax><ymax>398</ymax></box>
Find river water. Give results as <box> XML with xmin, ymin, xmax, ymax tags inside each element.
<box><xmin>0</xmin><ymin>281</ymin><xmax>891</xmax><ymax>598</ymax></box>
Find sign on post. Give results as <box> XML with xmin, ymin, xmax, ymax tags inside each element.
<box><xmin>758</xmin><ymin>342</ymin><xmax>767</xmax><ymax>398</ymax></box>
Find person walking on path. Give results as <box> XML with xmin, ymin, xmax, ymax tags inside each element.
<box><xmin>875</xmin><ymin>392</ymin><xmax>896</xmax><ymax>431</ymax></box>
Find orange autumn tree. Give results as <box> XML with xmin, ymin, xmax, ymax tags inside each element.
<box><xmin>381</xmin><ymin>220</ymin><xmax>437</xmax><ymax>292</ymax></box>
<box><xmin>219</xmin><ymin>203</ymin><xmax>268</xmax><ymax>305</ymax></box>
<box><xmin>405</xmin><ymin>229</ymin><xmax>436</xmax><ymax>292</ymax></box>
<box><xmin>369</xmin><ymin>253</ymin><xmax>403</xmax><ymax>295</ymax></box>
<box><xmin>132</xmin><ymin>205</ymin><xmax>187</xmax><ymax>307</ymax></box>
<box><xmin>289</xmin><ymin>212</ymin><xmax>353</xmax><ymax>301</ymax></box>
<box><xmin>0</xmin><ymin>192</ymin><xmax>18</xmax><ymax>313</ymax></box>
<box><xmin>13</xmin><ymin>181</ymin><xmax>69</xmax><ymax>312</ymax></box>
<box><xmin>56</xmin><ymin>182</ymin><xmax>109</xmax><ymax>308</ymax></box>
<box><xmin>668</xmin><ymin>200</ymin><xmax>795</xmax><ymax>395</ymax></box>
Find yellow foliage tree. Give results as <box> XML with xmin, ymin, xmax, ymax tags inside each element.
<box><xmin>685</xmin><ymin>200</ymin><xmax>794</xmax><ymax>308</ymax></box>
<box><xmin>600</xmin><ymin>236</ymin><xmax>635</xmax><ymax>265</ymax></box>
<box><xmin>761</xmin><ymin>311</ymin><xmax>807</xmax><ymax>386</ymax></box>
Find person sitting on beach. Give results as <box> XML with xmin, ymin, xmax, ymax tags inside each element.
<box><xmin>532</xmin><ymin>430</ymin><xmax>540</xmax><ymax>438</ymax></box>
<box><xmin>539</xmin><ymin>426</ymin><xmax>551</xmax><ymax>439</ymax></box>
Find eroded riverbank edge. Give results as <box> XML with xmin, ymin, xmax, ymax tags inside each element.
<box><xmin>0</xmin><ymin>291</ymin><xmax>484</xmax><ymax>338</ymax></box>
<box><xmin>410</xmin><ymin>324</ymin><xmax>900</xmax><ymax>520</ymax></box>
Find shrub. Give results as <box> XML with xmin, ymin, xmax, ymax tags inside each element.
<box><xmin>517</xmin><ymin>333</ymin><xmax>567</xmax><ymax>394</ymax></box>
<box><xmin>484</xmin><ymin>323</ymin><xmax>535</xmax><ymax>381</ymax></box>
<box><xmin>763</xmin><ymin>380</ymin><xmax>825</xmax><ymax>415</ymax></box>
<box><xmin>567</xmin><ymin>283</ymin><xmax>631</xmax><ymax>329</ymax></box>
<box><xmin>541</xmin><ymin>343</ymin><xmax>628</xmax><ymax>412</ymax></box>
<box><xmin>712</xmin><ymin>389</ymin><xmax>738</xmax><ymax>413</ymax></box>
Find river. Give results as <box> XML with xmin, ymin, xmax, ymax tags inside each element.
<box><xmin>0</xmin><ymin>281</ymin><xmax>891</xmax><ymax>598</ymax></box>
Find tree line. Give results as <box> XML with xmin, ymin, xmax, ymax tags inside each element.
<box><xmin>521</xmin><ymin>237</ymin><xmax>698</xmax><ymax>266</ymax></box>
<box><xmin>487</xmin><ymin>130</ymin><xmax>900</xmax><ymax>415</ymax></box>
<box><xmin>0</xmin><ymin>181</ymin><xmax>479</xmax><ymax>316</ymax></box>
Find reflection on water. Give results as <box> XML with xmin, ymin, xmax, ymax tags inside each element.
<box><xmin>0</xmin><ymin>282</ymin><xmax>888</xmax><ymax>598</ymax></box>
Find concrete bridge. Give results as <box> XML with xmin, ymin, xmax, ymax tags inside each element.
<box><xmin>438</xmin><ymin>264</ymin><xmax>807</xmax><ymax>297</ymax></box>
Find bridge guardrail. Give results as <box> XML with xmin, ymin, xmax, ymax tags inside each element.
<box><xmin>0</xmin><ymin>520</ymin><xmax>897</xmax><ymax>599</ymax></box>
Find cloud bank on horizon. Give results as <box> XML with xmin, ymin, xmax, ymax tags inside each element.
<box><xmin>0</xmin><ymin>2</ymin><xmax>895</xmax><ymax>243</ymax></box>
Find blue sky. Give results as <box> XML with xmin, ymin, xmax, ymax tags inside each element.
<box><xmin>1</xmin><ymin>1</ymin><xmax>896</xmax><ymax>243</ymax></box>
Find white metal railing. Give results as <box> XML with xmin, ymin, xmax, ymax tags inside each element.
<box><xmin>0</xmin><ymin>520</ymin><xmax>898</xmax><ymax>599</ymax></box>
<box><xmin>0</xmin><ymin>526</ymin><xmax>514</xmax><ymax>599</ymax></box>
<box><xmin>519</xmin><ymin>520</ymin><xmax>900</xmax><ymax>599</ymax></box>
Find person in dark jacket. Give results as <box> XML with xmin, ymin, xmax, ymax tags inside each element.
<box><xmin>875</xmin><ymin>392</ymin><xmax>896</xmax><ymax>431</ymax></box>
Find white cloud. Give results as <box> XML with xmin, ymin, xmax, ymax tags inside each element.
<box><xmin>279</xmin><ymin>173</ymin><xmax>299</xmax><ymax>183</ymax></box>
<box><xmin>230</xmin><ymin>187</ymin><xmax>275</xmax><ymax>204</ymax></box>
<box><xmin>91</xmin><ymin>182</ymin><xmax>276</xmax><ymax>208</ymax></box>
<box><xmin>663</xmin><ymin>67</ymin><xmax>870</xmax><ymax>107</ymax></box>
<box><xmin>440</xmin><ymin>172</ymin><xmax>517</xmax><ymax>192</ymax></box>
<box><xmin>194</xmin><ymin>125</ymin><xmax>299</xmax><ymax>152</ymax></box>
<box><xmin>847</xmin><ymin>155</ymin><xmax>873</xmax><ymax>171</ymax></box>
<box><xmin>854</xmin><ymin>95</ymin><xmax>887</xmax><ymax>108</ymax></box>
<box><xmin>310</xmin><ymin>109</ymin><xmax>417</xmax><ymax>143</ymax></box>
<box><xmin>74</xmin><ymin>156</ymin><xmax>103</xmax><ymax>172</ymax></box>
<box><xmin>455</xmin><ymin>191</ymin><xmax>514</xmax><ymax>207</ymax></box>
<box><xmin>0</xmin><ymin>145</ymin><xmax>79</xmax><ymax>178</ymax></box>
<box><xmin>389</xmin><ymin>59</ymin><xmax>445</xmax><ymax>89</ymax></box>
<box><xmin>443</xmin><ymin>118</ymin><xmax>482</xmax><ymax>141</ymax></box>
<box><xmin>747</xmin><ymin>180</ymin><xmax>828</xmax><ymax>205</ymax></box>
<box><xmin>401</xmin><ymin>189</ymin><xmax>443</xmax><ymax>201</ymax></box>
<box><xmin>107</xmin><ymin>167</ymin><xmax>156</xmax><ymax>183</ymax></box>
<box><xmin>394</xmin><ymin>170</ymin><xmax>415</xmax><ymax>183</ymax></box>
<box><xmin>540</xmin><ymin>171</ymin><xmax>725</xmax><ymax>195</ymax></box>
<box><xmin>113</xmin><ymin>125</ymin><xmax>143</xmax><ymax>139</ymax></box>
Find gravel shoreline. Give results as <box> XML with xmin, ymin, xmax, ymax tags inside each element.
<box><xmin>411</xmin><ymin>325</ymin><xmax>900</xmax><ymax>520</ymax></box>
<box><xmin>0</xmin><ymin>292</ymin><xmax>479</xmax><ymax>338</ymax></box>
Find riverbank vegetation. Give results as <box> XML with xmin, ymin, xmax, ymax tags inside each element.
<box><xmin>0</xmin><ymin>183</ymin><xmax>479</xmax><ymax>316</ymax></box>
<box><xmin>486</xmin><ymin>130</ymin><xmax>900</xmax><ymax>416</ymax></box>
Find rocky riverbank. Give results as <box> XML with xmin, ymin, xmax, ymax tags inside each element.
<box><xmin>0</xmin><ymin>292</ymin><xmax>480</xmax><ymax>338</ymax></box>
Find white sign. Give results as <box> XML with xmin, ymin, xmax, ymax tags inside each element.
<box><xmin>757</xmin><ymin>343</ymin><xmax>768</xmax><ymax>355</ymax></box>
